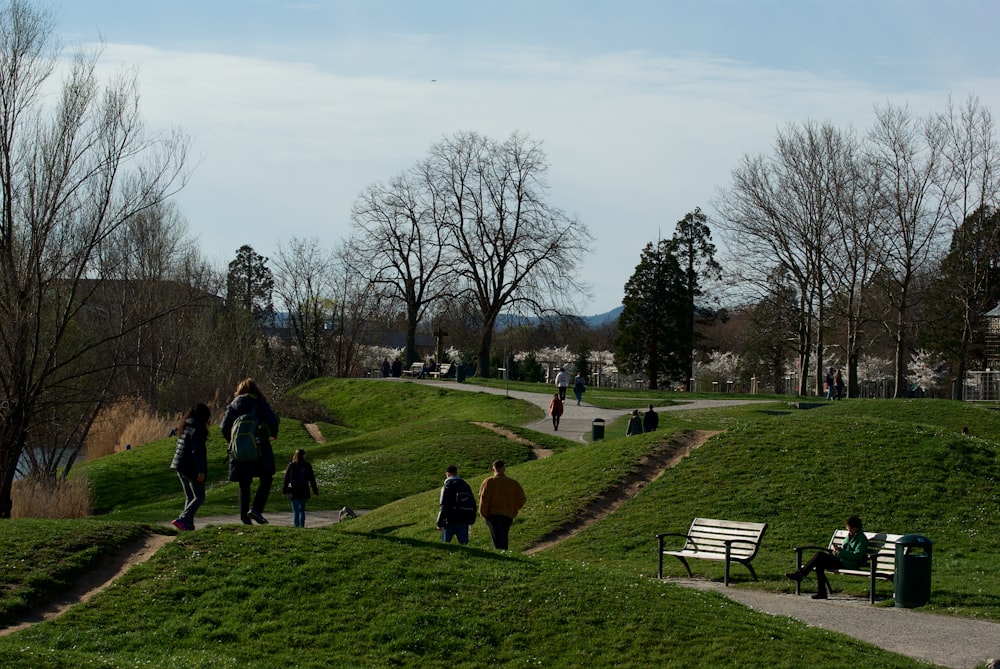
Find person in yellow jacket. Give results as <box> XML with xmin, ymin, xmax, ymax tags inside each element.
<box><xmin>478</xmin><ymin>460</ymin><xmax>526</xmax><ymax>550</ymax></box>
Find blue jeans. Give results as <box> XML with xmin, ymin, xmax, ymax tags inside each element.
<box><xmin>442</xmin><ymin>525</ymin><xmax>469</xmax><ymax>545</ymax></box>
<box><xmin>291</xmin><ymin>498</ymin><xmax>307</xmax><ymax>527</ymax></box>
<box><xmin>177</xmin><ymin>472</ymin><xmax>205</xmax><ymax>528</ymax></box>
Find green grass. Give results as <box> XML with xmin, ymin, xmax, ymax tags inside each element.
<box><xmin>0</xmin><ymin>526</ymin><xmax>919</xmax><ymax>669</ymax></box>
<box><xmin>2</xmin><ymin>385</ymin><xmax>997</xmax><ymax>667</ymax></box>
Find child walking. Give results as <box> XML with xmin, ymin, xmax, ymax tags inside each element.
<box><xmin>282</xmin><ymin>448</ymin><xmax>319</xmax><ymax>527</ymax></box>
<box><xmin>169</xmin><ymin>403</ymin><xmax>211</xmax><ymax>531</ymax></box>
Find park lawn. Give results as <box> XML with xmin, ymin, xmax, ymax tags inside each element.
<box><xmin>0</xmin><ymin>524</ymin><xmax>921</xmax><ymax>669</ymax></box>
<box><xmin>81</xmin><ymin>379</ymin><xmax>548</xmax><ymax>524</ymax></box>
<box><xmin>543</xmin><ymin>400</ymin><xmax>1000</xmax><ymax>619</ymax></box>
<box><xmin>2</xmin><ymin>385</ymin><xmax>997</xmax><ymax>666</ymax></box>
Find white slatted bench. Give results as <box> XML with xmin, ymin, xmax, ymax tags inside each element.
<box><xmin>427</xmin><ymin>363</ymin><xmax>451</xmax><ymax>379</ymax></box>
<box><xmin>657</xmin><ymin>517</ymin><xmax>768</xmax><ymax>586</ymax></box>
<box><xmin>401</xmin><ymin>362</ymin><xmax>423</xmax><ymax>377</ymax></box>
<box><xmin>793</xmin><ymin>529</ymin><xmax>903</xmax><ymax>604</ymax></box>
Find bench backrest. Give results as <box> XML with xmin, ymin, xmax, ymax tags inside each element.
<box><xmin>437</xmin><ymin>363</ymin><xmax>451</xmax><ymax>374</ymax></box>
<box><xmin>409</xmin><ymin>362</ymin><xmax>424</xmax><ymax>372</ymax></box>
<box><xmin>685</xmin><ymin>517</ymin><xmax>768</xmax><ymax>560</ymax></box>
<box><xmin>829</xmin><ymin>529</ymin><xmax>905</xmax><ymax>573</ymax></box>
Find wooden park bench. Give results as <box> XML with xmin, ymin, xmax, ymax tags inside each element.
<box><xmin>427</xmin><ymin>363</ymin><xmax>451</xmax><ymax>379</ymax></box>
<box><xmin>656</xmin><ymin>517</ymin><xmax>768</xmax><ymax>586</ymax></box>
<box><xmin>792</xmin><ymin>529</ymin><xmax>904</xmax><ymax>603</ymax></box>
<box><xmin>401</xmin><ymin>362</ymin><xmax>424</xmax><ymax>377</ymax></box>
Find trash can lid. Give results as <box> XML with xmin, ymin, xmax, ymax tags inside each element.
<box><xmin>898</xmin><ymin>534</ymin><xmax>932</xmax><ymax>545</ymax></box>
<box><xmin>592</xmin><ymin>418</ymin><xmax>605</xmax><ymax>423</ymax></box>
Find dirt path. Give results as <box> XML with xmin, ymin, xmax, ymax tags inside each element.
<box><xmin>0</xmin><ymin>533</ymin><xmax>173</xmax><ymax>637</ymax></box>
<box><xmin>524</xmin><ymin>430</ymin><xmax>717</xmax><ymax>554</ymax></box>
<box><xmin>473</xmin><ymin>421</ymin><xmax>554</xmax><ymax>459</ymax></box>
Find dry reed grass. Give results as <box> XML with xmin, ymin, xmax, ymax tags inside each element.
<box><xmin>86</xmin><ymin>398</ymin><xmax>179</xmax><ymax>458</ymax></box>
<box><xmin>11</xmin><ymin>475</ymin><xmax>91</xmax><ymax>518</ymax></box>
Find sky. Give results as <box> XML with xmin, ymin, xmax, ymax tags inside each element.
<box><xmin>53</xmin><ymin>0</ymin><xmax>1000</xmax><ymax>315</ymax></box>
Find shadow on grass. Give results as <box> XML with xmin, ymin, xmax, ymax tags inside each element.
<box><xmin>341</xmin><ymin>528</ymin><xmax>529</xmax><ymax>563</ymax></box>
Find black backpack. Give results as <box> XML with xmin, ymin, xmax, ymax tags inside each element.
<box><xmin>451</xmin><ymin>480</ymin><xmax>477</xmax><ymax>525</ymax></box>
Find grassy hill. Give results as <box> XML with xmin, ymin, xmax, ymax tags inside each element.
<box><xmin>1</xmin><ymin>380</ymin><xmax>997</xmax><ymax>667</ymax></box>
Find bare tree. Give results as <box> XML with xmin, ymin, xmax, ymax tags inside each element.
<box><xmin>935</xmin><ymin>96</ymin><xmax>1000</xmax><ymax>394</ymax></box>
<box><xmin>328</xmin><ymin>240</ymin><xmax>386</xmax><ymax>377</ymax></box>
<box><xmin>0</xmin><ymin>1</ymin><xmax>191</xmax><ymax>517</ymax></box>
<box><xmin>427</xmin><ymin>131</ymin><xmax>592</xmax><ymax>375</ymax></box>
<box><xmin>717</xmin><ymin>122</ymin><xmax>842</xmax><ymax>395</ymax></box>
<box><xmin>271</xmin><ymin>237</ymin><xmax>336</xmax><ymax>383</ymax></box>
<box><xmin>823</xmin><ymin>127</ymin><xmax>888</xmax><ymax>398</ymax></box>
<box><xmin>350</xmin><ymin>169</ymin><xmax>450</xmax><ymax>367</ymax></box>
<box><xmin>867</xmin><ymin>103</ymin><xmax>954</xmax><ymax>397</ymax></box>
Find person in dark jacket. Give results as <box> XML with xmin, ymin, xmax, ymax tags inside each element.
<box><xmin>643</xmin><ymin>404</ymin><xmax>659</xmax><ymax>432</ymax></box>
<box><xmin>786</xmin><ymin>515</ymin><xmax>870</xmax><ymax>599</ymax></box>
<box><xmin>436</xmin><ymin>465</ymin><xmax>476</xmax><ymax>545</ymax></box>
<box><xmin>282</xmin><ymin>448</ymin><xmax>319</xmax><ymax>527</ymax></box>
<box><xmin>170</xmin><ymin>403</ymin><xmax>211</xmax><ymax>531</ymax></box>
<box><xmin>221</xmin><ymin>378</ymin><xmax>280</xmax><ymax>525</ymax></box>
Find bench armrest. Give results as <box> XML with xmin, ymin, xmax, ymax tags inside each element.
<box><xmin>656</xmin><ymin>533</ymin><xmax>691</xmax><ymax>551</ymax></box>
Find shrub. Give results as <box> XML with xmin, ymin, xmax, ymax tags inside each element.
<box><xmin>11</xmin><ymin>475</ymin><xmax>91</xmax><ymax>518</ymax></box>
<box><xmin>86</xmin><ymin>398</ymin><xmax>178</xmax><ymax>458</ymax></box>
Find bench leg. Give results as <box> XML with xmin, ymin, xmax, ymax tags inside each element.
<box><xmin>869</xmin><ymin>565</ymin><xmax>877</xmax><ymax>604</ymax></box>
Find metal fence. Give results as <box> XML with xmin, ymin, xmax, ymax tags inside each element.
<box><xmin>964</xmin><ymin>371</ymin><xmax>1000</xmax><ymax>401</ymax></box>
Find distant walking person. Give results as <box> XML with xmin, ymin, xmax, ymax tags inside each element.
<box><xmin>554</xmin><ymin>368</ymin><xmax>569</xmax><ymax>401</ymax></box>
<box><xmin>824</xmin><ymin>368</ymin><xmax>835</xmax><ymax>401</ymax></box>
<box><xmin>170</xmin><ymin>403</ymin><xmax>211</xmax><ymax>531</ymax></box>
<box><xmin>626</xmin><ymin>409</ymin><xmax>643</xmax><ymax>437</ymax></box>
<box><xmin>282</xmin><ymin>449</ymin><xmax>319</xmax><ymax>527</ymax></box>
<box><xmin>834</xmin><ymin>369</ymin><xmax>845</xmax><ymax>400</ymax></box>
<box><xmin>436</xmin><ymin>465</ymin><xmax>477</xmax><ymax>545</ymax></box>
<box><xmin>573</xmin><ymin>373</ymin><xmax>586</xmax><ymax>405</ymax></box>
<box><xmin>221</xmin><ymin>378</ymin><xmax>280</xmax><ymax>525</ymax></box>
<box><xmin>478</xmin><ymin>460</ymin><xmax>526</xmax><ymax>550</ymax></box>
<box><xmin>643</xmin><ymin>404</ymin><xmax>659</xmax><ymax>432</ymax></box>
<box><xmin>549</xmin><ymin>393</ymin><xmax>564</xmax><ymax>431</ymax></box>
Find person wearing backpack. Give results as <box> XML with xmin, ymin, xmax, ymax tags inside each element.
<box><xmin>436</xmin><ymin>464</ymin><xmax>476</xmax><ymax>545</ymax></box>
<box><xmin>221</xmin><ymin>378</ymin><xmax>280</xmax><ymax>525</ymax></box>
<box><xmin>169</xmin><ymin>403</ymin><xmax>211</xmax><ymax>531</ymax></box>
<box><xmin>282</xmin><ymin>448</ymin><xmax>319</xmax><ymax>527</ymax></box>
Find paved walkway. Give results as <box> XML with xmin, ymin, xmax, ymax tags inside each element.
<box><xmin>672</xmin><ymin>579</ymin><xmax>1000</xmax><ymax>669</ymax></box>
<box><xmin>414</xmin><ymin>378</ymin><xmax>771</xmax><ymax>441</ymax></box>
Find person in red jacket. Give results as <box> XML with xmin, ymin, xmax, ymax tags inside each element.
<box><xmin>478</xmin><ymin>460</ymin><xmax>526</xmax><ymax>550</ymax></box>
<box><xmin>548</xmin><ymin>393</ymin><xmax>564</xmax><ymax>431</ymax></box>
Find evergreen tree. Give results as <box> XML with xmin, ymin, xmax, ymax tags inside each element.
<box><xmin>615</xmin><ymin>240</ymin><xmax>689</xmax><ymax>389</ymax></box>
<box><xmin>672</xmin><ymin>208</ymin><xmax>723</xmax><ymax>381</ymax></box>
<box><xmin>226</xmin><ymin>245</ymin><xmax>275</xmax><ymax>330</ymax></box>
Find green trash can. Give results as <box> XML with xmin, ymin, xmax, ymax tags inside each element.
<box><xmin>456</xmin><ymin>364</ymin><xmax>466</xmax><ymax>383</ymax></box>
<box><xmin>591</xmin><ymin>418</ymin><xmax>605</xmax><ymax>441</ymax></box>
<box><xmin>894</xmin><ymin>534</ymin><xmax>932</xmax><ymax>608</ymax></box>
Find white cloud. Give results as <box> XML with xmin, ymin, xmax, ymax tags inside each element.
<box><xmin>82</xmin><ymin>40</ymin><xmax>1000</xmax><ymax>313</ymax></box>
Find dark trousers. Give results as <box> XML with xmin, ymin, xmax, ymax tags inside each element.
<box><xmin>558</xmin><ymin>386</ymin><xmax>567</xmax><ymax>401</ymax></box>
<box><xmin>800</xmin><ymin>551</ymin><xmax>843</xmax><ymax>593</ymax></box>
<box><xmin>486</xmin><ymin>514</ymin><xmax>514</xmax><ymax>550</ymax></box>
<box><xmin>238</xmin><ymin>475</ymin><xmax>273</xmax><ymax>519</ymax></box>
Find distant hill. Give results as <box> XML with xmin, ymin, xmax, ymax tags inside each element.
<box><xmin>582</xmin><ymin>306</ymin><xmax>623</xmax><ymax>327</ymax></box>
<box><xmin>496</xmin><ymin>306</ymin><xmax>622</xmax><ymax>330</ymax></box>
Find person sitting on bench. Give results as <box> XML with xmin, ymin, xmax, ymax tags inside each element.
<box><xmin>786</xmin><ymin>515</ymin><xmax>869</xmax><ymax>599</ymax></box>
